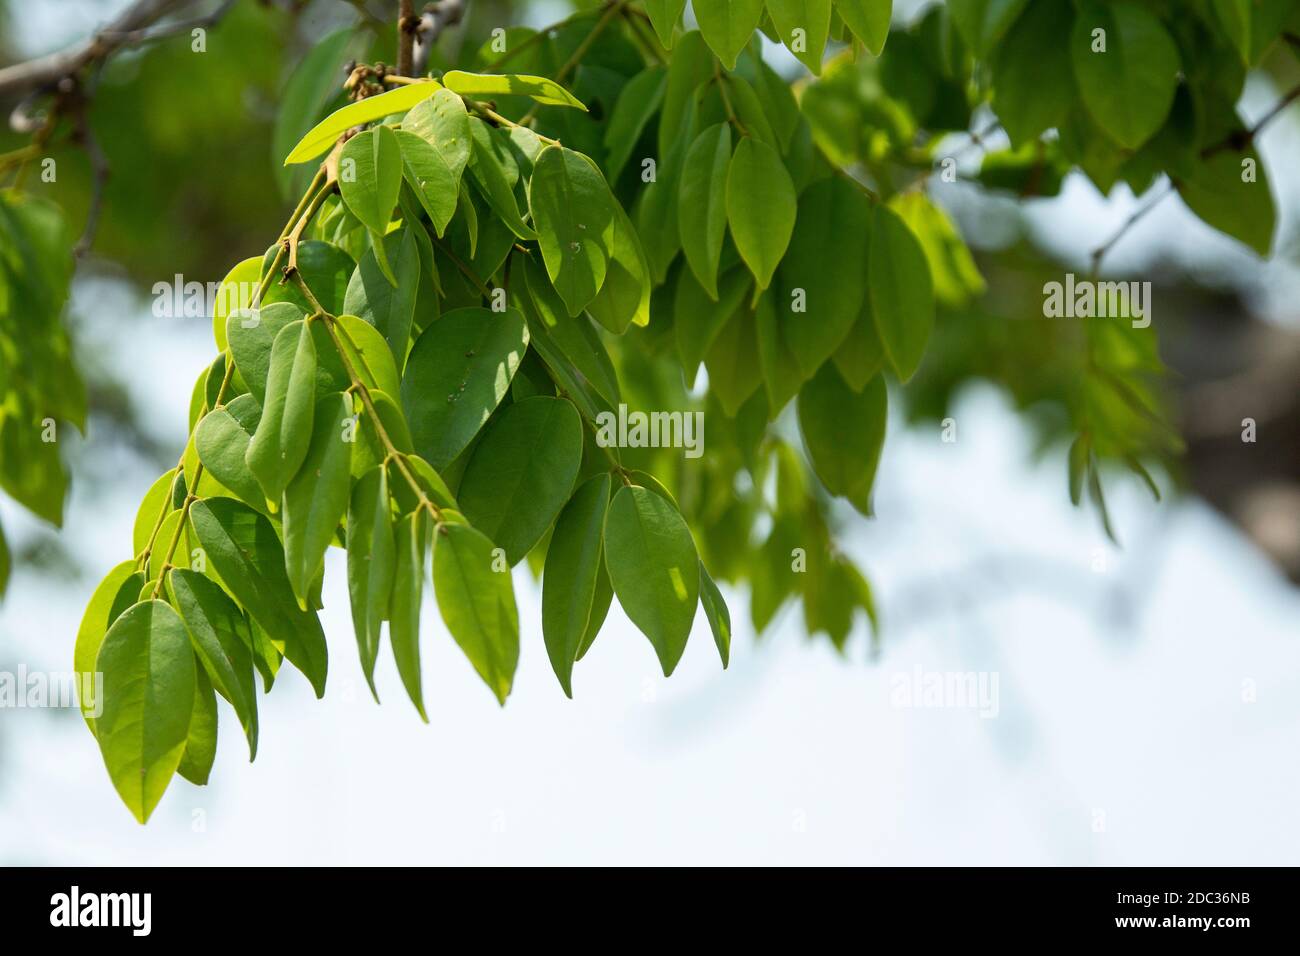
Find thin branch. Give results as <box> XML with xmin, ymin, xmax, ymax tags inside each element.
<box><xmin>411</xmin><ymin>0</ymin><xmax>468</xmax><ymax>77</ymax></box>
<box><xmin>1201</xmin><ymin>82</ymin><xmax>1300</xmax><ymax>158</ymax></box>
<box><xmin>397</xmin><ymin>0</ymin><xmax>417</xmax><ymax>77</ymax></box>
<box><xmin>1089</xmin><ymin>181</ymin><xmax>1174</xmax><ymax>277</ymax></box>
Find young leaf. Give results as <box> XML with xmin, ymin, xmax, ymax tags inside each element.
<box><xmin>282</xmin><ymin>393</ymin><xmax>354</xmax><ymax>607</ymax></box>
<box><xmin>177</xmin><ymin>666</ymin><xmax>218</xmax><ymax>786</ymax></box>
<box><xmin>528</xmin><ymin>145</ymin><xmax>616</xmax><ymax>316</ymax></box>
<box><xmin>390</xmin><ymin>510</ymin><xmax>430</xmax><ymax>720</ymax></box>
<box><xmin>194</xmin><ymin>398</ymin><xmax>264</xmax><ymax>512</ymax></box>
<box><xmin>189</xmin><ymin>498</ymin><xmax>329</xmax><ymax>697</ymax></box>
<box><xmin>246</xmin><ymin>320</ymin><xmax>317</xmax><ymax>504</ymax></box>
<box><xmin>458</xmin><ymin>396</ymin><xmax>584</xmax><ymax>566</ymax></box>
<box><xmin>698</xmin><ymin>561</ymin><xmax>732</xmax><ymax>668</ymax></box>
<box><xmin>433</xmin><ymin>522</ymin><xmax>520</xmax><ymax>704</ymax></box>
<box><xmin>678</xmin><ymin>123</ymin><xmax>733</xmax><ymax>298</ymax></box>
<box><xmin>695</xmin><ymin>0</ymin><xmax>765</xmax><ymax>69</ymax></box>
<box><xmin>1070</xmin><ymin>0</ymin><xmax>1180</xmax><ymax>149</ymax></box>
<box><xmin>401</xmin><ymin>306</ymin><xmax>529</xmax><ymax>469</ymax></box>
<box><xmin>74</xmin><ymin>560</ymin><xmax>143</xmax><ymax>732</ymax></box>
<box><xmin>347</xmin><ymin>466</ymin><xmax>395</xmax><ymax>700</ymax></box>
<box><xmin>211</xmin><ymin>256</ymin><xmax>261</xmax><ymax>352</ymax></box>
<box><xmin>797</xmin><ymin>364</ymin><xmax>887</xmax><ymax>515</ymax></box>
<box><xmin>604</xmin><ymin>485</ymin><xmax>700</xmax><ymax>676</ymax></box>
<box><xmin>168</xmin><ymin>568</ymin><xmax>259</xmax><ymax>760</ymax></box>
<box><xmin>725</xmin><ymin>137</ymin><xmax>796</xmax><ymax>290</ymax></box>
<box><xmin>542</xmin><ymin>472</ymin><xmax>612</xmax><ymax>697</ymax></box>
<box><xmin>285</xmin><ymin>81</ymin><xmax>443</xmax><ymax>164</ymax></box>
<box><xmin>94</xmin><ymin>600</ymin><xmax>196</xmax><ymax>823</ymax></box>
<box><xmin>339</xmin><ymin>126</ymin><xmax>403</xmax><ymax>238</ymax></box>
<box><xmin>442</xmin><ymin>70</ymin><xmax>587</xmax><ymax>110</ymax></box>
<box><xmin>869</xmin><ymin>204</ymin><xmax>934</xmax><ymax>382</ymax></box>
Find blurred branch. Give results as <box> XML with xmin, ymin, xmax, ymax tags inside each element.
<box><xmin>0</xmin><ymin>0</ymin><xmax>235</xmax><ymax>99</ymax></box>
<box><xmin>411</xmin><ymin>0</ymin><xmax>467</xmax><ymax>77</ymax></box>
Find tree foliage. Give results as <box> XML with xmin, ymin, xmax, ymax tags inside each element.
<box><xmin>0</xmin><ymin>0</ymin><xmax>1290</xmax><ymax>820</ymax></box>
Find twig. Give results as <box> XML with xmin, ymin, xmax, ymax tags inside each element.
<box><xmin>1201</xmin><ymin>82</ymin><xmax>1300</xmax><ymax>158</ymax></box>
<box><xmin>518</xmin><ymin>1</ymin><xmax>623</xmax><ymax>126</ymax></box>
<box><xmin>1089</xmin><ymin>181</ymin><xmax>1174</xmax><ymax>277</ymax></box>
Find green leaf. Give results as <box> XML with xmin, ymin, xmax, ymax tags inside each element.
<box><xmin>339</xmin><ymin>126</ymin><xmax>403</xmax><ymax>238</ymax></box>
<box><xmin>832</xmin><ymin>297</ymin><xmax>886</xmax><ymax>390</ymax></box>
<box><xmin>603</xmin><ymin>485</ymin><xmax>700</xmax><ymax>676</ymax></box>
<box><xmin>775</xmin><ymin>175</ymin><xmax>872</xmax><ymax>377</ymax></box>
<box><xmin>189</xmin><ymin>498</ymin><xmax>329</xmax><ymax>697</ymax></box>
<box><xmin>442</xmin><ymin>70</ymin><xmax>587</xmax><ymax>109</ymax></box>
<box><xmin>260</xmin><ymin>240</ymin><xmax>355</xmax><ymax>316</ymax></box>
<box><xmin>798</xmin><ymin>364</ymin><xmax>886</xmax><ymax>515</ymax></box>
<box><xmin>542</xmin><ymin>472</ymin><xmax>612</xmax><ymax>696</ymax></box>
<box><xmin>869</xmin><ymin>203</ymin><xmax>934</xmax><ymax>382</ymax></box>
<box><xmin>390</xmin><ymin>510</ymin><xmax>430</xmax><ymax>720</ymax></box>
<box><xmin>211</xmin><ymin>256</ymin><xmax>261</xmax><ymax>352</ymax></box>
<box><xmin>168</xmin><ymin>568</ymin><xmax>258</xmax><ymax>760</ymax></box>
<box><xmin>344</xmin><ymin>228</ymin><xmax>419</xmax><ymax>368</ymax></box>
<box><xmin>227</xmin><ymin>301</ymin><xmax>303</xmax><ymax>404</ymax></box>
<box><xmin>432</xmin><ymin>522</ymin><xmax>520</xmax><ymax>704</ymax></box>
<box><xmin>1070</xmin><ymin>0</ymin><xmax>1180</xmax><ymax>149</ymax></box>
<box><xmin>94</xmin><ymin>600</ymin><xmax>196</xmax><ymax>823</ymax></box>
<box><xmin>604</xmin><ymin>67</ymin><xmax>668</xmax><ymax>182</ymax></box>
<box><xmin>698</xmin><ymin>561</ymin><xmax>731</xmax><ymax>668</ymax></box>
<box><xmin>401</xmin><ymin>307</ymin><xmax>529</xmax><ymax>469</ymax></box>
<box><xmin>285</xmin><ymin>81</ymin><xmax>444</xmax><ymax>164</ymax></box>
<box><xmin>0</xmin><ymin>519</ymin><xmax>8</xmax><ymax>598</ymax></box>
<box><xmin>529</xmin><ymin>145</ymin><xmax>616</xmax><ymax>316</ymax></box>
<box><xmin>767</xmin><ymin>0</ymin><xmax>833</xmax><ymax>73</ymax></box>
<box><xmin>947</xmin><ymin>0</ymin><xmax>1030</xmax><ymax>55</ymax></box>
<box><xmin>696</xmin><ymin>0</ymin><xmax>765</xmax><ymax>69</ymax></box>
<box><xmin>193</xmin><ymin>400</ymin><xmax>265</xmax><ymax>512</ymax></box>
<box><xmin>705</xmin><ymin>302</ymin><xmax>763</xmax><ymax>416</ymax></box>
<box><xmin>676</xmin><ymin>265</ymin><xmax>752</xmax><ymax>387</ymax></box>
<box><xmin>347</xmin><ymin>466</ymin><xmax>395</xmax><ymax>700</ymax></box>
<box><xmin>132</xmin><ymin>469</ymin><xmax>180</xmax><ymax>557</ymax></box>
<box><xmin>394</xmin><ymin>130</ymin><xmax>458</xmax><ymax>236</ymax></box>
<box><xmin>586</xmin><ymin>200</ymin><xmax>652</xmax><ymax>333</ymax></box>
<box><xmin>755</xmin><ymin>289</ymin><xmax>804</xmax><ymax>412</ymax></box>
<box><xmin>177</xmin><ymin>665</ymin><xmax>218</xmax><ymax>786</ymax></box>
<box><xmin>336</xmin><ymin>313</ymin><xmax>403</xmax><ymax>399</ymax></box>
<box><xmin>678</xmin><ymin>123</ymin><xmax>733</xmax><ymax>298</ymax></box>
<box><xmin>74</xmin><ymin>560</ymin><xmax>144</xmax><ymax>732</ymax></box>
<box><xmin>402</xmin><ymin>88</ymin><xmax>472</xmax><ymax>187</ymax></box>
<box><xmin>1175</xmin><ymin>147</ymin><xmax>1276</xmax><ymax>257</ymax></box>
<box><xmin>645</xmin><ymin>0</ymin><xmax>687</xmax><ymax>46</ymax></box>
<box><xmin>459</xmin><ymin>396</ymin><xmax>584</xmax><ymax>566</ymax></box>
<box><xmin>283</xmin><ymin>393</ymin><xmax>354</xmax><ymax>606</ymax></box>
<box><xmin>577</xmin><ymin>560</ymin><xmax>614</xmax><ymax>661</ymax></box>
<box><xmin>466</xmin><ymin>119</ymin><xmax>537</xmax><ymax>241</ymax></box>
<box><xmin>890</xmin><ymin>192</ymin><xmax>986</xmax><ymax>307</ymax></box>
<box><xmin>726</xmin><ymin>137</ymin><xmax>796</xmax><ymax>290</ymax></box>
<box><xmin>246</xmin><ymin>320</ymin><xmax>317</xmax><ymax>504</ymax></box>
<box><xmin>992</xmin><ymin>0</ymin><xmax>1075</xmax><ymax>147</ymax></box>
<box><xmin>837</xmin><ymin>0</ymin><xmax>892</xmax><ymax>55</ymax></box>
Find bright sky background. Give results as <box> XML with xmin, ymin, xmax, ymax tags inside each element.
<box><xmin>1</xmin><ymin>0</ymin><xmax>1298</xmax><ymax>865</ymax></box>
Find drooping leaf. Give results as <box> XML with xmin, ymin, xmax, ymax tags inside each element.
<box><xmin>432</xmin><ymin>522</ymin><xmax>520</xmax><ymax>704</ymax></box>
<box><xmin>176</xmin><ymin>665</ymin><xmax>218</xmax><ymax>786</ymax></box>
<box><xmin>402</xmin><ymin>88</ymin><xmax>472</xmax><ymax>187</ymax></box>
<box><xmin>678</xmin><ymin>123</ymin><xmax>733</xmax><ymax>299</ymax></box>
<box><xmin>603</xmin><ymin>484</ymin><xmax>700</xmax><ymax>676</ymax></box>
<box><xmin>705</xmin><ymin>302</ymin><xmax>763</xmax><ymax>416</ymax></box>
<box><xmin>947</xmin><ymin>0</ymin><xmax>1030</xmax><ymax>55</ymax></box>
<box><xmin>347</xmin><ymin>466</ymin><xmax>396</xmax><ymax>700</ymax></box>
<box><xmin>283</xmin><ymin>393</ymin><xmax>354</xmax><ymax>606</ymax></box>
<box><xmin>529</xmin><ymin>145</ymin><xmax>616</xmax><ymax>316</ymax></box>
<box><xmin>344</xmin><ymin>228</ymin><xmax>420</xmax><ymax>368</ymax></box>
<box><xmin>604</xmin><ymin>66</ymin><xmax>668</xmax><ymax>181</ymax></box>
<box><xmin>645</xmin><ymin>0</ymin><xmax>687</xmax><ymax>47</ymax></box>
<box><xmin>400</xmin><ymin>307</ymin><xmax>529</xmax><ymax>469</ymax></box>
<box><xmin>725</xmin><ymin>136</ymin><xmax>796</xmax><ymax>290</ymax></box>
<box><xmin>390</xmin><ymin>510</ymin><xmax>430</xmax><ymax>720</ymax></box>
<box><xmin>339</xmin><ymin>126</ymin><xmax>403</xmax><ymax>238</ymax></box>
<box><xmin>869</xmin><ymin>203</ymin><xmax>934</xmax><ymax>382</ymax></box>
<box><xmin>695</xmin><ymin>0</ymin><xmax>765</xmax><ymax>69</ymax></box>
<box><xmin>1175</xmin><ymin>147</ymin><xmax>1276</xmax><ymax>257</ymax></box>
<box><xmin>393</xmin><ymin>130</ymin><xmax>459</xmax><ymax>237</ymax></box>
<box><xmin>94</xmin><ymin>600</ymin><xmax>196</xmax><ymax>823</ymax></box>
<box><xmin>698</xmin><ymin>561</ymin><xmax>732</xmax><ymax>668</ymax></box>
<box><xmin>246</xmin><ymin>320</ymin><xmax>317</xmax><ymax>504</ymax></box>
<box><xmin>586</xmin><ymin>200</ymin><xmax>652</xmax><ymax>333</ymax></box>
<box><xmin>992</xmin><ymin>0</ymin><xmax>1076</xmax><ymax>147</ymax></box>
<box><xmin>74</xmin><ymin>560</ymin><xmax>144</xmax><ymax>732</ymax></box>
<box><xmin>541</xmin><ymin>472</ymin><xmax>612</xmax><ymax>697</ymax></box>
<box><xmin>260</xmin><ymin>240</ymin><xmax>355</xmax><ymax>316</ymax></box>
<box><xmin>189</xmin><ymin>498</ymin><xmax>329</xmax><ymax>697</ymax></box>
<box><xmin>458</xmin><ymin>396</ymin><xmax>584</xmax><ymax>566</ymax></box>
<box><xmin>797</xmin><ymin>364</ymin><xmax>887</xmax><ymax>515</ymax></box>
<box><xmin>676</xmin><ymin>265</ymin><xmax>752</xmax><ymax>387</ymax></box>
<box><xmin>767</xmin><ymin>0</ymin><xmax>833</xmax><ymax>73</ymax></box>
<box><xmin>227</xmin><ymin>301</ymin><xmax>304</xmax><ymax>404</ymax></box>
<box><xmin>168</xmin><ymin>568</ymin><xmax>258</xmax><ymax>760</ymax></box>
<box><xmin>837</xmin><ymin>0</ymin><xmax>892</xmax><ymax>55</ymax></box>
